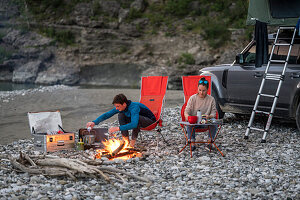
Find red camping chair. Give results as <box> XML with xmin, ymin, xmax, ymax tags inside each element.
<box><xmin>180</xmin><ymin>75</ymin><xmax>222</xmax><ymax>157</ymax></box>
<box><xmin>181</xmin><ymin>75</ymin><xmax>213</xmax><ymax>131</ymax></box>
<box><xmin>139</xmin><ymin>76</ymin><xmax>169</xmax><ymax>145</ymax></box>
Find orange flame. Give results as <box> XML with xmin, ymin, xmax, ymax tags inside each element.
<box><xmin>95</xmin><ymin>138</ymin><xmax>141</xmax><ymax>160</ymax></box>
<box><xmin>102</xmin><ymin>138</ymin><xmax>129</xmax><ymax>154</ymax></box>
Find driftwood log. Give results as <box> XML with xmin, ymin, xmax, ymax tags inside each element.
<box><xmin>5</xmin><ymin>152</ymin><xmax>151</xmax><ymax>184</ymax></box>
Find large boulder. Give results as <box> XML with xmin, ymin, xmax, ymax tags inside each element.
<box><xmin>35</xmin><ymin>60</ymin><xmax>79</xmax><ymax>85</ymax></box>
<box><xmin>12</xmin><ymin>61</ymin><xmax>42</xmax><ymax>83</ymax></box>
<box><xmin>3</xmin><ymin>29</ymin><xmax>53</xmax><ymax>48</ymax></box>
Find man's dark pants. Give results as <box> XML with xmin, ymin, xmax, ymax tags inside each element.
<box><xmin>118</xmin><ymin>113</ymin><xmax>155</xmax><ymax>140</ymax></box>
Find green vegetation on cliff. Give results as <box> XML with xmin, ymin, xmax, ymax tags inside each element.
<box><xmin>38</xmin><ymin>27</ymin><xmax>75</xmax><ymax>46</ymax></box>
<box><xmin>15</xmin><ymin>0</ymin><xmax>250</xmax><ymax>48</ymax></box>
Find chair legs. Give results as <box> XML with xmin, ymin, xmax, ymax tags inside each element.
<box><xmin>155</xmin><ymin>128</ymin><xmax>169</xmax><ymax>149</ymax></box>
<box><xmin>157</xmin><ymin>128</ymin><xmax>169</xmax><ymax>145</ymax></box>
<box><xmin>139</xmin><ymin>128</ymin><xmax>169</xmax><ymax>149</ymax></box>
<box><xmin>179</xmin><ymin>126</ymin><xmax>224</xmax><ymax>157</ymax></box>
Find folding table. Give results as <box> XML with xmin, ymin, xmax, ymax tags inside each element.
<box><xmin>179</xmin><ymin>120</ymin><xmax>224</xmax><ymax>157</ymax></box>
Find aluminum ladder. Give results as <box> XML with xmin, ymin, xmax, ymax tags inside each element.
<box><xmin>244</xmin><ymin>26</ymin><xmax>297</xmax><ymax>143</ymax></box>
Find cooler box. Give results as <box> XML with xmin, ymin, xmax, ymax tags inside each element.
<box><xmin>28</xmin><ymin>111</ymin><xmax>75</xmax><ymax>152</ymax></box>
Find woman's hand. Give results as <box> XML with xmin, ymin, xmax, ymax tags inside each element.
<box><xmin>203</xmin><ymin>115</ymin><xmax>212</xmax><ymax>119</ymax></box>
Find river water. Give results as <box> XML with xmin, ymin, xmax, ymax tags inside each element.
<box><xmin>0</xmin><ymin>83</ymin><xmax>183</xmax><ymax>145</ymax></box>
<box><xmin>0</xmin><ymin>82</ymin><xmax>41</xmax><ymax>91</ymax></box>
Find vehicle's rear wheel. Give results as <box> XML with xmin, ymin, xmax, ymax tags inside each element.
<box><xmin>212</xmin><ymin>90</ymin><xmax>225</xmax><ymax>119</ymax></box>
<box><xmin>296</xmin><ymin>103</ymin><xmax>300</xmax><ymax>131</ymax></box>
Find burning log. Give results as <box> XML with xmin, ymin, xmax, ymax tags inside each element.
<box><xmin>107</xmin><ymin>151</ymin><xmax>142</xmax><ymax>160</ymax></box>
<box><xmin>111</xmin><ymin>141</ymin><xmax>125</xmax><ymax>157</ymax></box>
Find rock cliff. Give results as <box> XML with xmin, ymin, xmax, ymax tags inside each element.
<box><xmin>0</xmin><ymin>0</ymin><xmax>249</xmax><ymax>89</ymax></box>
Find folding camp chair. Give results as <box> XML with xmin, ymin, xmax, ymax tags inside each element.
<box><xmin>139</xmin><ymin>76</ymin><xmax>169</xmax><ymax>146</ymax></box>
<box><xmin>180</xmin><ymin>75</ymin><xmax>224</xmax><ymax>157</ymax></box>
<box><xmin>181</xmin><ymin>75</ymin><xmax>212</xmax><ymax>131</ymax></box>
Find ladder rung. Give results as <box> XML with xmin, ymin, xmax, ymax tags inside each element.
<box><xmin>265</xmin><ymin>73</ymin><xmax>282</xmax><ymax>81</ymax></box>
<box><xmin>279</xmin><ymin>26</ymin><xmax>295</xmax><ymax>30</ymax></box>
<box><xmin>255</xmin><ymin>110</ymin><xmax>270</xmax><ymax>115</ymax></box>
<box><xmin>260</xmin><ymin>93</ymin><xmax>276</xmax><ymax>98</ymax></box>
<box><xmin>274</xmin><ymin>43</ymin><xmax>291</xmax><ymax>46</ymax></box>
<box><xmin>245</xmin><ymin>25</ymin><xmax>296</xmax><ymax>140</ymax></box>
<box><xmin>270</xmin><ymin>59</ymin><xmax>286</xmax><ymax>63</ymax></box>
<box><xmin>265</xmin><ymin>77</ymin><xmax>281</xmax><ymax>81</ymax></box>
<box><xmin>249</xmin><ymin>127</ymin><xmax>265</xmax><ymax>132</ymax></box>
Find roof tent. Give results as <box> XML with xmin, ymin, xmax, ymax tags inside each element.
<box><xmin>247</xmin><ymin>0</ymin><xmax>300</xmax><ymax>26</ymax></box>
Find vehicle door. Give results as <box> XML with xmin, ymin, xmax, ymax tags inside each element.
<box><xmin>226</xmin><ymin>42</ymin><xmax>265</xmax><ymax>107</ymax></box>
<box><xmin>263</xmin><ymin>42</ymin><xmax>300</xmax><ymax>111</ymax></box>
<box><xmin>227</xmin><ymin>41</ymin><xmax>300</xmax><ymax>112</ymax></box>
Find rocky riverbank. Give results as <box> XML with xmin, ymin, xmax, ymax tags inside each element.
<box><xmin>1</xmin><ymin>106</ymin><xmax>299</xmax><ymax>199</ymax></box>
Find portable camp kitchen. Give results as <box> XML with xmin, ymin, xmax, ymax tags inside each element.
<box><xmin>28</xmin><ymin>111</ymin><xmax>75</xmax><ymax>152</ymax></box>
<box><xmin>78</xmin><ymin>128</ymin><xmax>108</xmax><ymax>150</ymax></box>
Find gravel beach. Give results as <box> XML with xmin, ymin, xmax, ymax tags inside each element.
<box><xmin>0</xmin><ymin>86</ymin><xmax>299</xmax><ymax>199</ymax></box>
<box><xmin>0</xmin><ymin>85</ymin><xmax>183</xmax><ymax>145</ymax></box>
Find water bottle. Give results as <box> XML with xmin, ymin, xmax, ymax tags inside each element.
<box><xmin>197</xmin><ymin>110</ymin><xmax>202</xmax><ymax>124</ymax></box>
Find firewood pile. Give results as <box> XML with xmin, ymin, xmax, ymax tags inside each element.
<box><xmin>2</xmin><ymin>151</ymin><xmax>151</xmax><ymax>185</ymax></box>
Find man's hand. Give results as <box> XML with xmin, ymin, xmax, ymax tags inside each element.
<box><xmin>109</xmin><ymin>127</ymin><xmax>120</xmax><ymax>134</ymax></box>
<box><xmin>86</xmin><ymin>122</ymin><xmax>95</xmax><ymax>129</ymax></box>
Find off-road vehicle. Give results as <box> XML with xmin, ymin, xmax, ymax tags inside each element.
<box><xmin>200</xmin><ymin>32</ymin><xmax>300</xmax><ymax>129</ymax></box>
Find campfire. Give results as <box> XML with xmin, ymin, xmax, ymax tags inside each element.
<box><xmin>95</xmin><ymin>138</ymin><xmax>143</xmax><ymax>160</ymax></box>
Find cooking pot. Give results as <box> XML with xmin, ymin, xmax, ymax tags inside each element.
<box><xmin>83</xmin><ymin>135</ymin><xmax>95</xmax><ymax>145</ymax></box>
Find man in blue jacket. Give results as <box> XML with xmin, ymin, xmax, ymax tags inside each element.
<box><xmin>86</xmin><ymin>94</ymin><xmax>156</xmax><ymax>147</ymax></box>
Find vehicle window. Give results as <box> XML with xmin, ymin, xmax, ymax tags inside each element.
<box><xmin>273</xmin><ymin>43</ymin><xmax>300</xmax><ymax>64</ymax></box>
<box><xmin>243</xmin><ymin>42</ymin><xmax>300</xmax><ymax>65</ymax></box>
<box><xmin>244</xmin><ymin>45</ymin><xmax>256</xmax><ymax>64</ymax></box>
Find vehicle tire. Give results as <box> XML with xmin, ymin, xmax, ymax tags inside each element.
<box><xmin>211</xmin><ymin>90</ymin><xmax>225</xmax><ymax>119</ymax></box>
<box><xmin>296</xmin><ymin>103</ymin><xmax>300</xmax><ymax>131</ymax></box>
